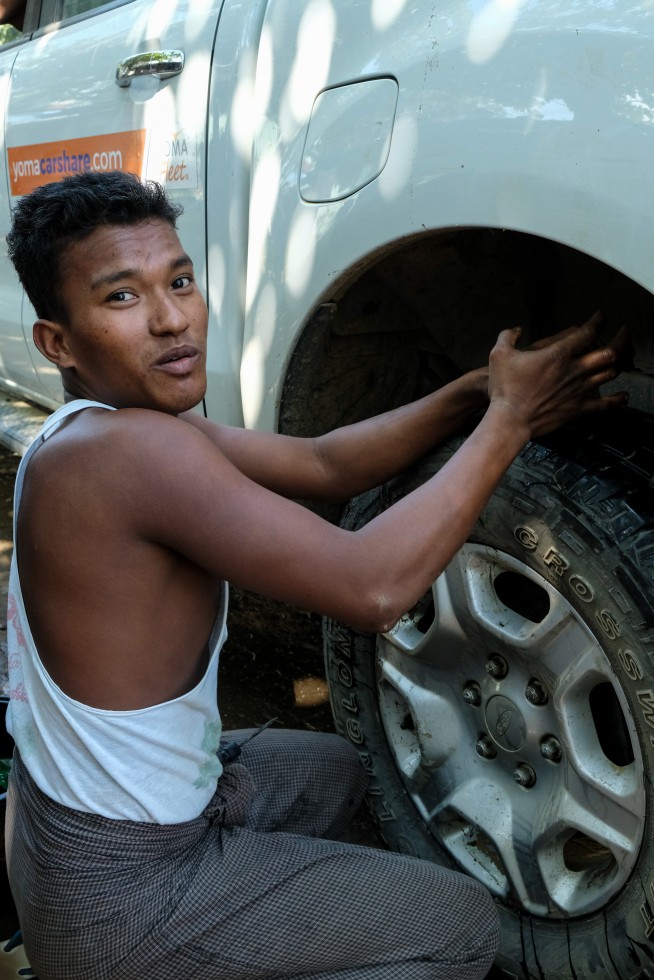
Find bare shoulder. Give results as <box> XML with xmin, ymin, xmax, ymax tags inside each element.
<box><xmin>39</xmin><ymin>405</ymin><xmax>208</xmax><ymax>460</ymax></box>
<box><xmin>26</xmin><ymin>406</ymin><xmax>220</xmax><ymax>503</ymax></box>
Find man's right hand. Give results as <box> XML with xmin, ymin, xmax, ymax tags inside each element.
<box><xmin>487</xmin><ymin>312</ymin><xmax>630</xmax><ymax>440</ymax></box>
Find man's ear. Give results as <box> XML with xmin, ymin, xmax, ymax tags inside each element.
<box><xmin>32</xmin><ymin>319</ymin><xmax>74</xmax><ymax>367</ymax></box>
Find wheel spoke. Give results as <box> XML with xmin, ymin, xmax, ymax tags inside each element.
<box><xmin>377</xmin><ymin>652</ymin><xmax>469</xmax><ymax>773</ymax></box>
<box><xmin>457</xmin><ymin>545</ymin><xmax>554</xmax><ymax>646</ymax></box>
<box><xmin>382</xmin><ymin>558</ymin><xmax>472</xmax><ymax>665</ymax></box>
<box><xmin>421</xmin><ymin>769</ymin><xmax>549</xmax><ymax>910</ymax></box>
<box><xmin>533</xmin><ymin>600</ymin><xmax>606</xmax><ymax>681</ymax></box>
<box><xmin>530</xmin><ymin>759</ymin><xmax>644</xmax><ymax>914</ymax></box>
<box><xmin>539</xmin><ymin>767</ymin><xmax>642</xmax><ymax>859</ymax></box>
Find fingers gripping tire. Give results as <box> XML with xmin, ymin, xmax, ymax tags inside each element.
<box><xmin>324</xmin><ymin>417</ymin><xmax>654</xmax><ymax>980</ymax></box>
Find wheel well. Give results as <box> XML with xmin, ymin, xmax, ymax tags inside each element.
<box><xmin>279</xmin><ymin>228</ymin><xmax>654</xmax><ymax>441</ymax></box>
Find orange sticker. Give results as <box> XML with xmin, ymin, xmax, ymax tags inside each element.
<box><xmin>7</xmin><ymin>130</ymin><xmax>147</xmax><ymax>197</ymax></box>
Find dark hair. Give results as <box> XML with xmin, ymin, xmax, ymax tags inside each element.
<box><xmin>6</xmin><ymin>170</ymin><xmax>184</xmax><ymax>323</ymax></box>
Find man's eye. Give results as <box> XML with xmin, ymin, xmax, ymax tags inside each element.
<box><xmin>172</xmin><ymin>275</ymin><xmax>194</xmax><ymax>290</ymax></box>
<box><xmin>108</xmin><ymin>290</ymin><xmax>135</xmax><ymax>302</ymax></box>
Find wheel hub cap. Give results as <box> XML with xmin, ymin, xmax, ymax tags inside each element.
<box><xmin>485</xmin><ymin>695</ymin><xmax>526</xmax><ymax>752</ymax></box>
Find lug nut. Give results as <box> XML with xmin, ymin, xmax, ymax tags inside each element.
<box><xmin>525</xmin><ymin>678</ymin><xmax>548</xmax><ymax>705</ymax></box>
<box><xmin>540</xmin><ymin>736</ymin><xmax>562</xmax><ymax>762</ymax></box>
<box><xmin>513</xmin><ymin>763</ymin><xmax>537</xmax><ymax>788</ymax></box>
<box><xmin>463</xmin><ymin>682</ymin><xmax>482</xmax><ymax>707</ymax></box>
<box><xmin>476</xmin><ymin>734</ymin><xmax>497</xmax><ymax>759</ymax></box>
<box><xmin>485</xmin><ymin>654</ymin><xmax>508</xmax><ymax>679</ymax></box>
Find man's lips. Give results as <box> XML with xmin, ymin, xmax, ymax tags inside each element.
<box><xmin>153</xmin><ymin>345</ymin><xmax>202</xmax><ymax>375</ymax></box>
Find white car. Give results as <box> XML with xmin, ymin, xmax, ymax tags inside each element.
<box><xmin>0</xmin><ymin>2</ymin><xmax>653</xmax><ymax>977</ymax></box>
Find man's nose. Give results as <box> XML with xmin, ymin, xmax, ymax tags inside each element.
<box><xmin>148</xmin><ymin>293</ymin><xmax>189</xmax><ymax>335</ymax></box>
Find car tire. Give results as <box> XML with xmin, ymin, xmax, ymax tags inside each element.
<box><xmin>324</xmin><ymin>411</ymin><xmax>654</xmax><ymax>979</ymax></box>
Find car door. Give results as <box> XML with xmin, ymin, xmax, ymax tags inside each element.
<box><xmin>0</xmin><ymin>14</ymin><xmax>43</xmax><ymax>403</ymax></box>
<box><xmin>6</xmin><ymin>0</ymin><xmax>224</xmax><ymax>405</ymax></box>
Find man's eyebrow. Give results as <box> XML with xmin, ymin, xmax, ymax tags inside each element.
<box><xmin>89</xmin><ymin>254</ymin><xmax>194</xmax><ymax>292</ymax></box>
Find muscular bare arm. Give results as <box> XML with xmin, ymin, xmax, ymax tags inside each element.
<box><xmin>181</xmin><ymin>367</ymin><xmax>490</xmax><ymax>502</ymax></box>
<box><xmin>116</xmin><ymin>319</ymin><xmax>626</xmax><ymax>633</ymax></box>
<box><xmin>182</xmin><ymin>314</ymin><xmax>627</xmax><ymax>504</ymax></box>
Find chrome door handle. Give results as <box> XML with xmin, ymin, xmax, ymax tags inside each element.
<box><xmin>115</xmin><ymin>50</ymin><xmax>185</xmax><ymax>87</ymax></box>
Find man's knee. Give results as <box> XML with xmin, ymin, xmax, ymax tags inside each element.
<box><xmin>439</xmin><ymin>874</ymin><xmax>500</xmax><ymax>975</ymax></box>
<box><xmin>318</xmin><ymin>735</ymin><xmax>369</xmax><ymax>822</ymax></box>
<box><xmin>325</xmin><ymin>735</ymin><xmax>368</xmax><ymax>785</ymax></box>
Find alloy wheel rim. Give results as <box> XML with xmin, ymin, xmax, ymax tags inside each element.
<box><xmin>376</xmin><ymin>543</ymin><xmax>645</xmax><ymax>918</ymax></box>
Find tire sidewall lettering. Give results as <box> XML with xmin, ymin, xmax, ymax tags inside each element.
<box><xmin>514</xmin><ymin>526</ymin><xmax>622</xmax><ymax>637</ymax></box>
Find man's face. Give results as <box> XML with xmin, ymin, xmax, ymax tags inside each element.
<box><xmin>50</xmin><ymin>219</ymin><xmax>208</xmax><ymax>414</ymax></box>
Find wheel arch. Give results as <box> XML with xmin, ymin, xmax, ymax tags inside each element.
<box><xmin>278</xmin><ymin>226</ymin><xmax>654</xmax><ymax>449</ymax></box>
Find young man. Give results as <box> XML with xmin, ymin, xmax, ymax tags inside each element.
<box><xmin>4</xmin><ymin>171</ymin><xmax>627</xmax><ymax>980</ymax></box>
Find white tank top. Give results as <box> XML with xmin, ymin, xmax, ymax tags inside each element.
<box><xmin>6</xmin><ymin>400</ymin><xmax>228</xmax><ymax>824</ymax></box>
